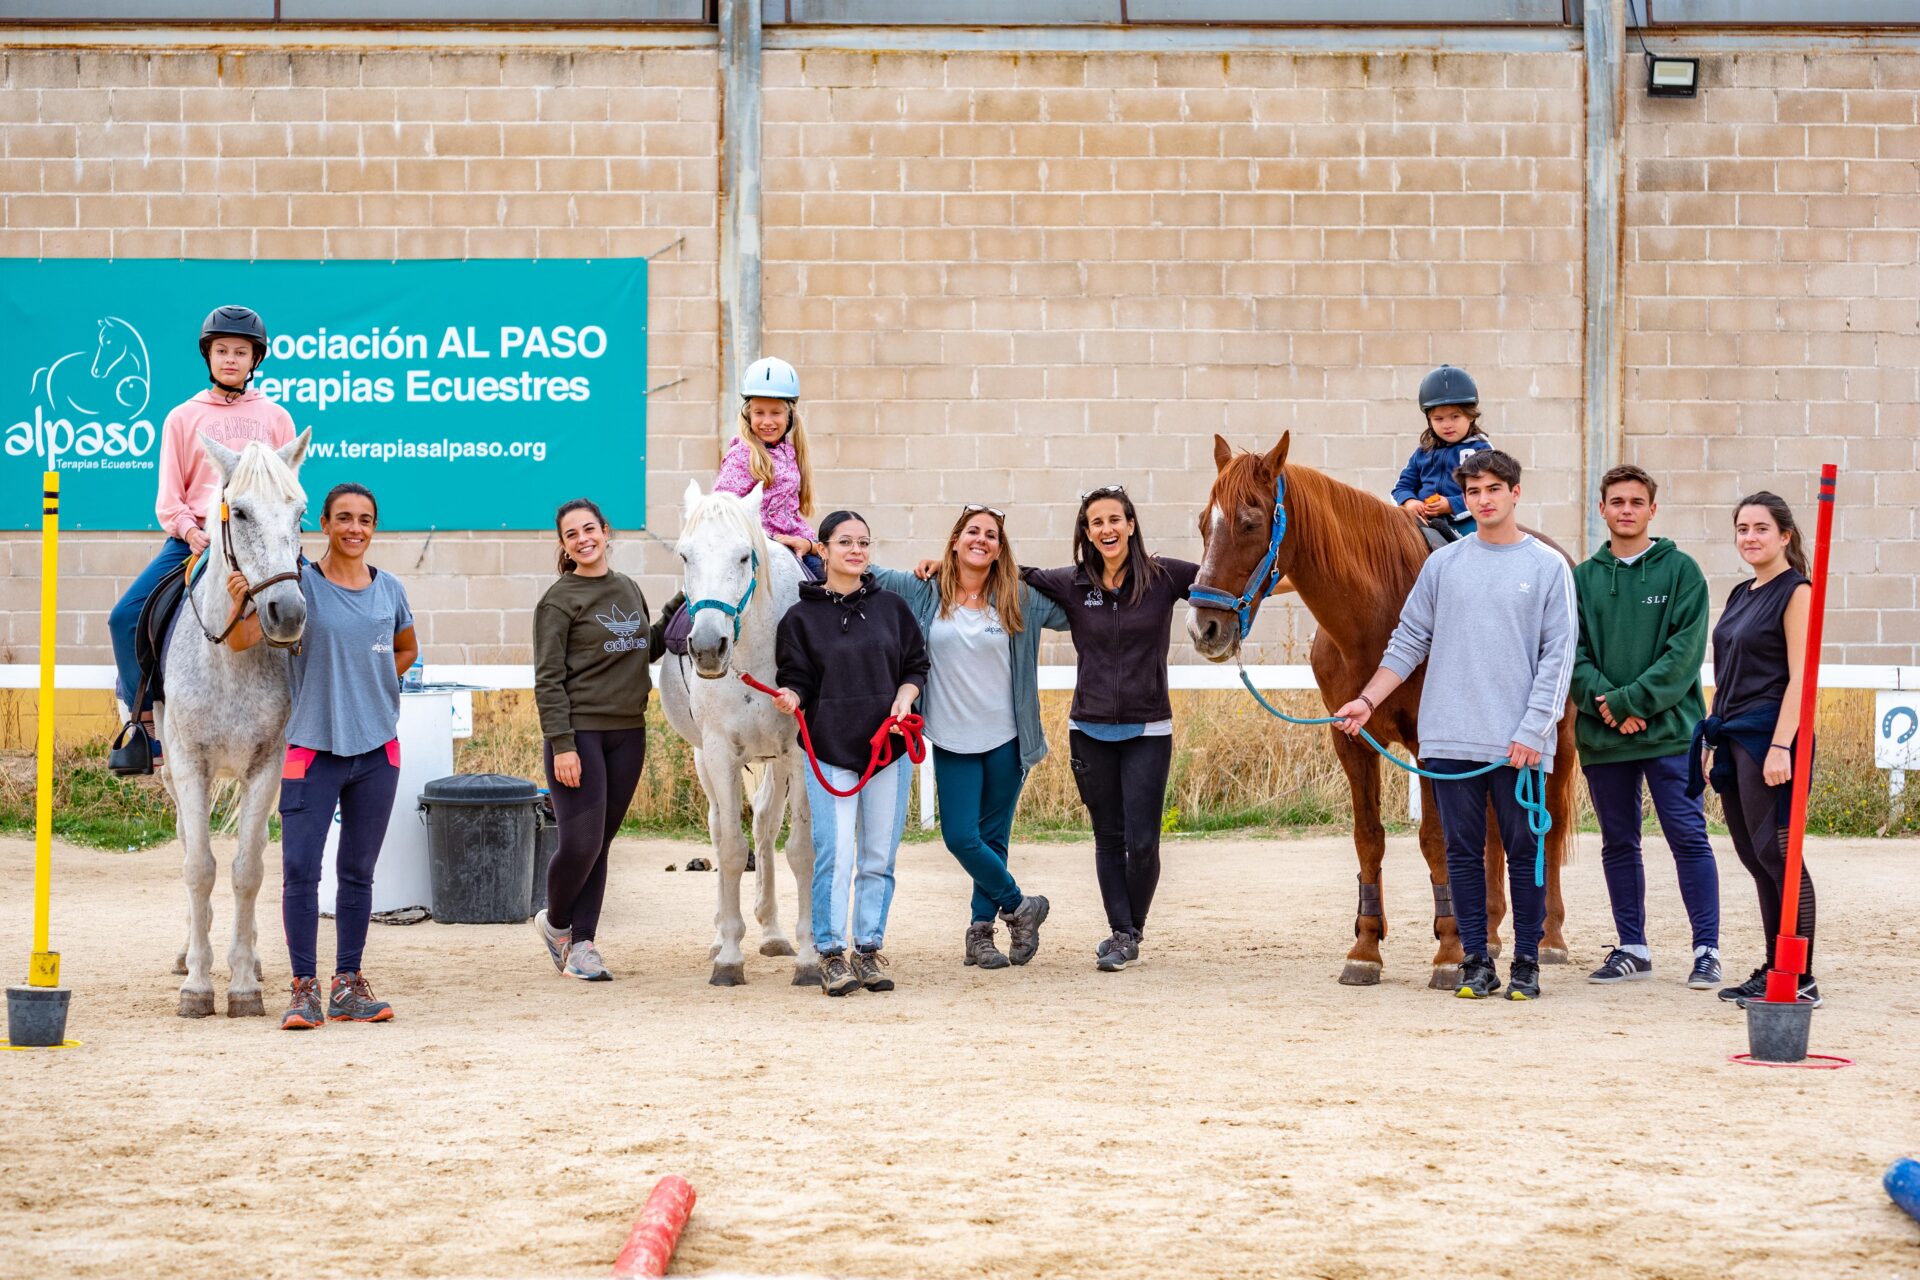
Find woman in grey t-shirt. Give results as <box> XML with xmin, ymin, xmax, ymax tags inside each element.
<box><xmin>227</xmin><ymin>481</ymin><xmax>416</xmax><ymax>1031</ymax></box>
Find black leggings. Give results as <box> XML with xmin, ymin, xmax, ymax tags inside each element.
<box><xmin>543</xmin><ymin>727</ymin><xmax>647</xmax><ymax>943</ymax></box>
<box><xmin>1069</xmin><ymin>730</ymin><xmax>1173</xmax><ymax>938</ymax></box>
<box><xmin>1719</xmin><ymin>741</ymin><xmax>1817</xmax><ymax>971</ymax></box>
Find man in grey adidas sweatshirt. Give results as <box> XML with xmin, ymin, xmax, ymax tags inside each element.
<box><xmin>1333</xmin><ymin>449</ymin><xmax>1575</xmax><ymax>1001</ymax></box>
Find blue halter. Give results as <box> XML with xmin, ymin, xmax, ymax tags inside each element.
<box><xmin>1187</xmin><ymin>469</ymin><xmax>1288</xmax><ymax>640</ymax></box>
<box><xmin>685</xmin><ymin>548</ymin><xmax>759</xmax><ymax>641</ymax></box>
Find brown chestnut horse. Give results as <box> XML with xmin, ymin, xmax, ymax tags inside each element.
<box><xmin>1187</xmin><ymin>431</ymin><xmax>1575</xmax><ymax>989</ymax></box>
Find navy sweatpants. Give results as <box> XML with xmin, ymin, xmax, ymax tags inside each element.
<box><xmin>1429</xmin><ymin>759</ymin><xmax>1546</xmax><ymax>963</ymax></box>
<box><xmin>108</xmin><ymin>536</ymin><xmax>193</xmax><ymax>714</ymax></box>
<box><xmin>279</xmin><ymin>742</ymin><xmax>400</xmax><ymax>980</ymax></box>
<box><xmin>1582</xmin><ymin>753</ymin><xmax>1719</xmax><ymax>951</ymax></box>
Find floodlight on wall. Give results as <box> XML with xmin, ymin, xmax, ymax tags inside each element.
<box><xmin>1647</xmin><ymin>55</ymin><xmax>1700</xmax><ymax>98</ymax></box>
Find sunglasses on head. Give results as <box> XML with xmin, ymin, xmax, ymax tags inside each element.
<box><xmin>1080</xmin><ymin>484</ymin><xmax>1128</xmax><ymax>502</ymax></box>
<box><xmin>961</xmin><ymin>504</ymin><xmax>1007</xmax><ymax>521</ymax></box>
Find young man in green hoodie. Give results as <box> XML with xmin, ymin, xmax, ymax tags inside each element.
<box><xmin>1571</xmin><ymin>465</ymin><xmax>1720</xmax><ymax>990</ymax></box>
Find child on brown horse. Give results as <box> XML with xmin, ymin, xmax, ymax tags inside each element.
<box><xmin>1391</xmin><ymin>364</ymin><xmax>1494</xmax><ymax>545</ymax></box>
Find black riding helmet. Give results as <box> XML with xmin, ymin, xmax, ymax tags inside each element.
<box><xmin>1418</xmin><ymin>364</ymin><xmax>1478</xmax><ymax>413</ymax></box>
<box><xmin>199</xmin><ymin>305</ymin><xmax>269</xmax><ymax>388</ymax></box>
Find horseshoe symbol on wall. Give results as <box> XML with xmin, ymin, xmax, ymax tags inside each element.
<box><xmin>1885</xmin><ymin>706</ymin><xmax>1919</xmax><ymax>746</ymax></box>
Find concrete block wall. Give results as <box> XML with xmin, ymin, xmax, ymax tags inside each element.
<box><xmin>1</xmin><ymin>35</ymin><xmax>1915</xmax><ymax>669</ymax></box>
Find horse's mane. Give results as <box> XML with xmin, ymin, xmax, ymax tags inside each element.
<box><xmin>228</xmin><ymin>441</ymin><xmax>306</xmax><ymax>506</ymax></box>
<box><xmin>681</xmin><ymin>489</ymin><xmax>775</xmax><ymax>605</ymax></box>
<box><xmin>1208</xmin><ymin>451</ymin><xmax>1427</xmax><ymax>594</ymax></box>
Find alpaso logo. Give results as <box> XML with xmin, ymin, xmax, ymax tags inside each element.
<box><xmin>6</xmin><ymin>316</ymin><xmax>157</xmax><ymax>468</ymax></box>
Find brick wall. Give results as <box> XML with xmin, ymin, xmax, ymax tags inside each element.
<box><xmin>2</xmin><ymin>37</ymin><xmax>1915</xmax><ymax>670</ymax></box>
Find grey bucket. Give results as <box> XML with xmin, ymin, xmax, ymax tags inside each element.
<box><xmin>1745</xmin><ymin>998</ymin><xmax>1815</xmax><ymax>1063</ymax></box>
<box><xmin>418</xmin><ymin>773</ymin><xmax>540</xmax><ymax>924</ymax></box>
<box><xmin>7</xmin><ymin>985</ymin><xmax>71</xmax><ymax>1047</ymax></box>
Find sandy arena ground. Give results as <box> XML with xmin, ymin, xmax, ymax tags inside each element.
<box><xmin>2</xmin><ymin>829</ymin><xmax>1917</xmax><ymax>1279</ymax></box>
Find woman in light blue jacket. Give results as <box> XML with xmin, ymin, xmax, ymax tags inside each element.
<box><xmin>871</xmin><ymin>505</ymin><xmax>1066</xmax><ymax>971</ymax></box>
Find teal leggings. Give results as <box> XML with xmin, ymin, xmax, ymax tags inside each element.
<box><xmin>932</xmin><ymin>739</ymin><xmax>1027</xmax><ymax>923</ymax></box>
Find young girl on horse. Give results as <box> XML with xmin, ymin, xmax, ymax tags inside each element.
<box><xmin>110</xmin><ymin>305</ymin><xmax>295</xmax><ymax>753</ymax></box>
<box><xmin>1022</xmin><ymin>487</ymin><xmax>1199</xmax><ymax>973</ymax></box>
<box><xmin>871</xmin><ymin>505</ymin><xmax>1063</xmax><ymax>971</ymax></box>
<box><xmin>227</xmin><ymin>481</ymin><xmax>417</xmax><ymax>1031</ymax></box>
<box><xmin>772</xmin><ymin>511</ymin><xmax>929</xmax><ymax>998</ymax></box>
<box><xmin>532</xmin><ymin>498</ymin><xmax>668</xmax><ymax>984</ymax></box>
<box><xmin>714</xmin><ymin>356</ymin><xmax>824</xmax><ymax>577</ymax></box>
<box><xmin>1392</xmin><ymin>364</ymin><xmax>1493</xmax><ymax>544</ymax></box>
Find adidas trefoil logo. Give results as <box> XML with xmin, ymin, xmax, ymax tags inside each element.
<box><xmin>596</xmin><ymin>603</ymin><xmax>648</xmax><ymax>654</ymax></box>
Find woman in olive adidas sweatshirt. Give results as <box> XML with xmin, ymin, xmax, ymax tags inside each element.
<box><xmin>530</xmin><ymin>498</ymin><xmax>666</xmax><ymax>984</ymax></box>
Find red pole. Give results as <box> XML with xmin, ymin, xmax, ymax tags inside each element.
<box><xmin>1763</xmin><ymin>464</ymin><xmax>1836</xmax><ymax>1005</ymax></box>
<box><xmin>611</xmin><ymin>1175</ymin><xmax>697</xmax><ymax>1278</ymax></box>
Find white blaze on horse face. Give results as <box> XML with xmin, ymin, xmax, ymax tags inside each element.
<box><xmin>1187</xmin><ymin>502</ymin><xmax>1240</xmax><ymax>660</ymax></box>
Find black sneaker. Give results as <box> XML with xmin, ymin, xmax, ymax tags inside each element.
<box><xmin>1587</xmin><ymin>947</ymin><xmax>1652</xmax><ymax>984</ymax></box>
<box><xmin>1736</xmin><ymin>974</ymin><xmax>1822</xmax><ymax>1009</ymax></box>
<box><xmin>1455</xmin><ymin>953</ymin><xmax>1502</xmax><ymax>1000</ymax></box>
<box><xmin>819</xmin><ymin>952</ymin><xmax>860</xmax><ymax>997</ymax></box>
<box><xmin>1508</xmin><ymin>957</ymin><xmax>1541</xmax><ymax>1001</ymax></box>
<box><xmin>1095</xmin><ymin>930</ymin><xmax>1139</xmax><ymax>973</ymax></box>
<box><xmin>851</xmin><ymin>948</ymin><xmax>894</xmax><ymax>992</ymax></box>
<box><xmin>1687</xmin><ymin>952</ymin><xmax>1722</xmax><ymax>991</ymax></box>
<box><xmin>1718</xmin><ymin>966</ymin><xmax>1768</xmax><ymax>1004</ymax></box>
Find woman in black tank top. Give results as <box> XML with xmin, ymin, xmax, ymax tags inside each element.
<box><xmin>1702</xmin><ymin>492</ymin><xmax>1817</xmax><ymax>1006</ymax></box>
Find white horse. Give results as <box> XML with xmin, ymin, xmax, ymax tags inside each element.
<box><xmin>155</xmin><ymin>431</ymin><xmax>311</xmax><ymax>1017</ymax></box>
<box><xmin>658</xmin><ymin>481</ymin><xmax>818</xmax><ymax>987</ymax></box>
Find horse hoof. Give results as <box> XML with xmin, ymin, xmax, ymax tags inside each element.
<box><xmin>759</xmin><ymin>938</ymin><xmax>796</xmax><ymax>958</ymax></box>
<box><xmin>1429</xmin><ymin>965</ymin><xmax>1462</xmax><ymax>991</ymax></box>
<box><xmin>178</xmin><ymin>991</ymin><xmax>216</xmax><ymax>1018</ymax></box>
<box><xmin>227</xmin><ymin>992</ymin><xmax>266</xmax><ymax>1018</ymax></box>
<box><xmin>709</xmin><ymin>963</ymin><xmax>746</xmax><ymax>987</ymax></box>
<box><xmin>792</xmin><ymin>965</ymin><xmax>822</xmax><ymax>988</ymax></box>
<box><xmin>1338</xmin><ymin>961</ymin><xmax>1383</xmax><ymax>986</ymax></box>
<box><xmin>1538</xmin><ymin>947</ymin><xmax>1570</xmax><ymax>966</ymax></box>
<box><xmin>172</xmin><ymin>955</ymin><xmax>188</xmax><ymax>976</ymax></box>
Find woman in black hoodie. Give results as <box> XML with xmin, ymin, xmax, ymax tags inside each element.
<box><xmin>773</xmin><ymin>510</ymin><xmax>930</xmax><ymax>998</ymax></box>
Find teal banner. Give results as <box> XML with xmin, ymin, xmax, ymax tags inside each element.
<box><xmin>1</xmin><ymin>259</ymin><xmax>647</xmax><ymax>531</ymax></box>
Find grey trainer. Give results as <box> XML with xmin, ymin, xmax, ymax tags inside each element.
<box><xmin>563</xmin><ymin>939</ymin><xmax>612</xmax><ymax>982</ymax></box>
<box><xmin>533</xmin><ymin>909</ymin><xmax>570</xmax><ymax>973</ymax></box>
<box><xmin>1096</xmin><ymin>930</ymin><xmax>1140</xmax><ymax>972</ymax></box>
<box><xmin>1000</xmin><ymin>894</ymin><xmax>1050</xmax><ymax>966</ymax></box>
<box><xmin>964</xmin><ymin>921</ymin><xmax>1010</xmax><ymax>969</ymax></box>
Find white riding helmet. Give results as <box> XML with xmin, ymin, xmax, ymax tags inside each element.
<box><xmin>741</xmin><ymin>356</ymin><xmax>800</xmax><ymax>402</ymax></box>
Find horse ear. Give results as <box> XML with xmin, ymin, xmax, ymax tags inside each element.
<box><xmin>682</xmin><ymin>478</ymin><xmax>704</xmax><ymax>521</ymax></box>
<box><xmin>1212</xmin><ymin>434</ymin><xmax>1233</xmax><ymax>471</ymax></box>
<box><xmin>201</xmin><ymin>433</ymin><xmax>241</xmax><ymax>482</ymax></box>
<box><xmin>277</xmin><ymin>428</ymin><xmax>311</xmax><ymax>472</ymax></box>
<box><xmin>1261</xmin><ymin>431</ymin><xmax>1291</xmax><ymax>476</ymax></box>
<box><xmin>741</xmin><ymin>483</ymin><xmax>765</xmax><ymax>517</ymax></box>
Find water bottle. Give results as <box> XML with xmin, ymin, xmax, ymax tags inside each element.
<box><xmin>402</xmin><ymin>655</ymin><xmax>424</xmax><ymax>692</ymax></box>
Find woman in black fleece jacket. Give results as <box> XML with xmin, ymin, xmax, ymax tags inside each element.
<box><xmin>774</xmin><ymin>510</ymin><xmax>930</xmax><ymax>997</ymax></box>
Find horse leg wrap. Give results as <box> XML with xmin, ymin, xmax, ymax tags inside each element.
<box><xmin>1432</xmin><ymin>883</ymin><xmax>1454</xmax><ymax>919</ymax></box>
<box><xmin>1355</xmin><ymin>877</ymin><xmax>1384</xmax><ymax>939</ymax></box>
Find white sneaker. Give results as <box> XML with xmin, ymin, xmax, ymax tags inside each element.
<box><xmin>564</xmin><ymin>939</ymin><xmax>612</xmax><ymax>982</ymax></box>
<box><xmin>533</xmin><ymin>909</ymin><xmax>569</xmax><ymax>972</ymax></box>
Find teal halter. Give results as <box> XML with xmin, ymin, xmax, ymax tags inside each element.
<box><xmin>685</xmin><ymin>549</ymin><xmax>759</xmax><ymax>641</ymax></box>
<box><xmin>1187</xmin><ymin>469</ymin><xmax>1288</xmax><ymax>640</ymax></box>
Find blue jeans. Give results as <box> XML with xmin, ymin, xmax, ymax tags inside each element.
<box><xmin>109</xmin><ymin>536</ymin><xmax>194</xmax><ymax>714</ymax></box>
<box><xmin>806</xmin><ymin>756</ymin><xmax>912</xmax><ymax>954</ymax></box>
<box><xmin>1429</xmin><ymin>759</ymin><xmax>1546</xmax><ymax>963</ymax></box>
<box><xmin>932</xmin><ymin>740</ymin><xmax>1027</xmax><ymax>922</ymax></box>
<box><xmin>1583</xmin><ymin>753</ymin><xmax>1719</xmax><ymax>951</ymax></box>
<box><xmin>279</xmin><ymin>742</ymin><xmax>400</xmax><ymax>979</ymax></box>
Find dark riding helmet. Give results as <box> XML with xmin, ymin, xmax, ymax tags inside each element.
<box><xmin>1417</xmin><ymin>364</ymin><xmax>1479</xmax><ymax>412</ymax></box>
<box><xmin>199</xmin><ymin>304</ymin><xmax>269</xmax><ymax>366</ymax></box>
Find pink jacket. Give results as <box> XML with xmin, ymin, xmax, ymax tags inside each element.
<box><xmin>714</xmin><ymin>434</ymin><xmax>814</xmax><ymax>543</ymax></box>
<box><xmin>154</xmin><ymin>388</ymin><xmax>298</xmax><ymax>541</ymax></box>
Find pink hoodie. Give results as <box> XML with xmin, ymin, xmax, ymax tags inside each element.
<box><xmin>153</xmin><ymin>388</ymin><xmax>298</xmax><ymax>541</ymax></box>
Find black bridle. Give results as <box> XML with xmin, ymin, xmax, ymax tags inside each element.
<box><xmin>189</xmin><ymin>494</ymin><xmax>304</xmax><ymax>648</ymax></box>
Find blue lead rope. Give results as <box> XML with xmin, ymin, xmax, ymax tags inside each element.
<box><xmin>1235</xmin><ymin>665</ymin><xmax>1551</xmax><ymax>888</ymax></box>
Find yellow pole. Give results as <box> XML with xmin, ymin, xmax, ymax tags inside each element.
<box><xmin>30</xmin><ymin>471</ymin><xmax>59</xmax><ymax>989</ymax></box>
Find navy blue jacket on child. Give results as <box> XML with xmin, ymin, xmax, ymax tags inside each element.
<box><xmin>1392</xmin><ymin>436</ymin><xmax>1493</xmax><ymax>532</ymax></box>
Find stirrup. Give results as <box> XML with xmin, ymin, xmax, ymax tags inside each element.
<box><xmin>108</xmin><ymin>719</ymin><xmax>155</xmax><ymax>777</ymax></box>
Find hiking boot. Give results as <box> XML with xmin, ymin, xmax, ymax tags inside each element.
<box><xmin>1587</xmin><ymin>947</ymin><xmax>1652</xmax><ymax>984</ymax></box>
<box><xmin>533</xmin><ymin>908</ymin><xmax>570</xmax><ymax>973</ymax></box>
<box><xmin>328</xmin><ymin>971</ymin><xmax>394</xmax><ymax>1022</ymax></box>
<box><xmin>280</xmin><ymin>976</ymin><xmax>323</xmax><ymax>1031</ymax></box>
<box><xmin>1687</xmin><ymin>951</ymin><xmax>1723</xmax><ymax>991</ymax></box>
<box><xmin>1455</xmin><ymin>953</ymin><xmax>1503</xmax><ymax>1000</ymax></box>
<box><xmin>819</xmin><ymin>951</ymin><xmax>859</xmax><ymax>997</ymax></box>
<box><xmin>1001</xmin><ymin>894</ymin><xmax>1050</xmax><ymax>966</ymax></box>
<box><xmin>1508</xmin><ymin>957</ymin><xmax>1542</xmax><ymax>1001</ymax></box>
<box><xmin>964</xmin><ymin>921</ymin><xmax>1010</xmax><ymax>969</ymax></box>
<box><xmin>1718</xmin><ymin>966</ymin><xmax>1768</xmax><ymax>1004</ymax></box>
<box><xmin>1736</xmin><ymin>974</ymin><xmax>1822</xmax><ymax>1009</ymax></box>
<box><xmin>564</xmin><ymin>939</ymin><xmax>612</xmax><ymax>982</ymax></box>
<box><xmin>851</xmin><ymin>948</ymin><xmax>894</xmax><ymax>992</ymax></box>
<box><xmin>1095</xmin><ymin>930</ymin><xmax>1139</xmax><ymax>973</ymax></box>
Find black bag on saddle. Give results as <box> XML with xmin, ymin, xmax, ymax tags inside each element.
<box><xmin>107</xmin><ymin>557</ymin><xmax>196</xmax><ymax>777</ymax></box>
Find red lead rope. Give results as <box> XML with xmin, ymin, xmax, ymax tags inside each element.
<box><xmin>739</xmin><ymin>673</ymin><xmax>926</xmax><ymax>798</ymax></box>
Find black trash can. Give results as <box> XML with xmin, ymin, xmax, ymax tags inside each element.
<box><xmin>418</xmin><ymin>773</ymin><xmax>540</xmax><ymax>924</ymax></box>
<box><xmin>529</xmin><ymin>791</ymin><xmax>559</xmax><ymax>917</ymax></box>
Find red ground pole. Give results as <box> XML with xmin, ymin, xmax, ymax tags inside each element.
<box><xmin>611</xmin><ymin>1175</ymin><xmax>697</xmax><ymax>1278</ymax></box>
<box><xmin>1764</xmin><ymin>464</ymin><xmax>1837</xmax><ymax>1005</ymax></box>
